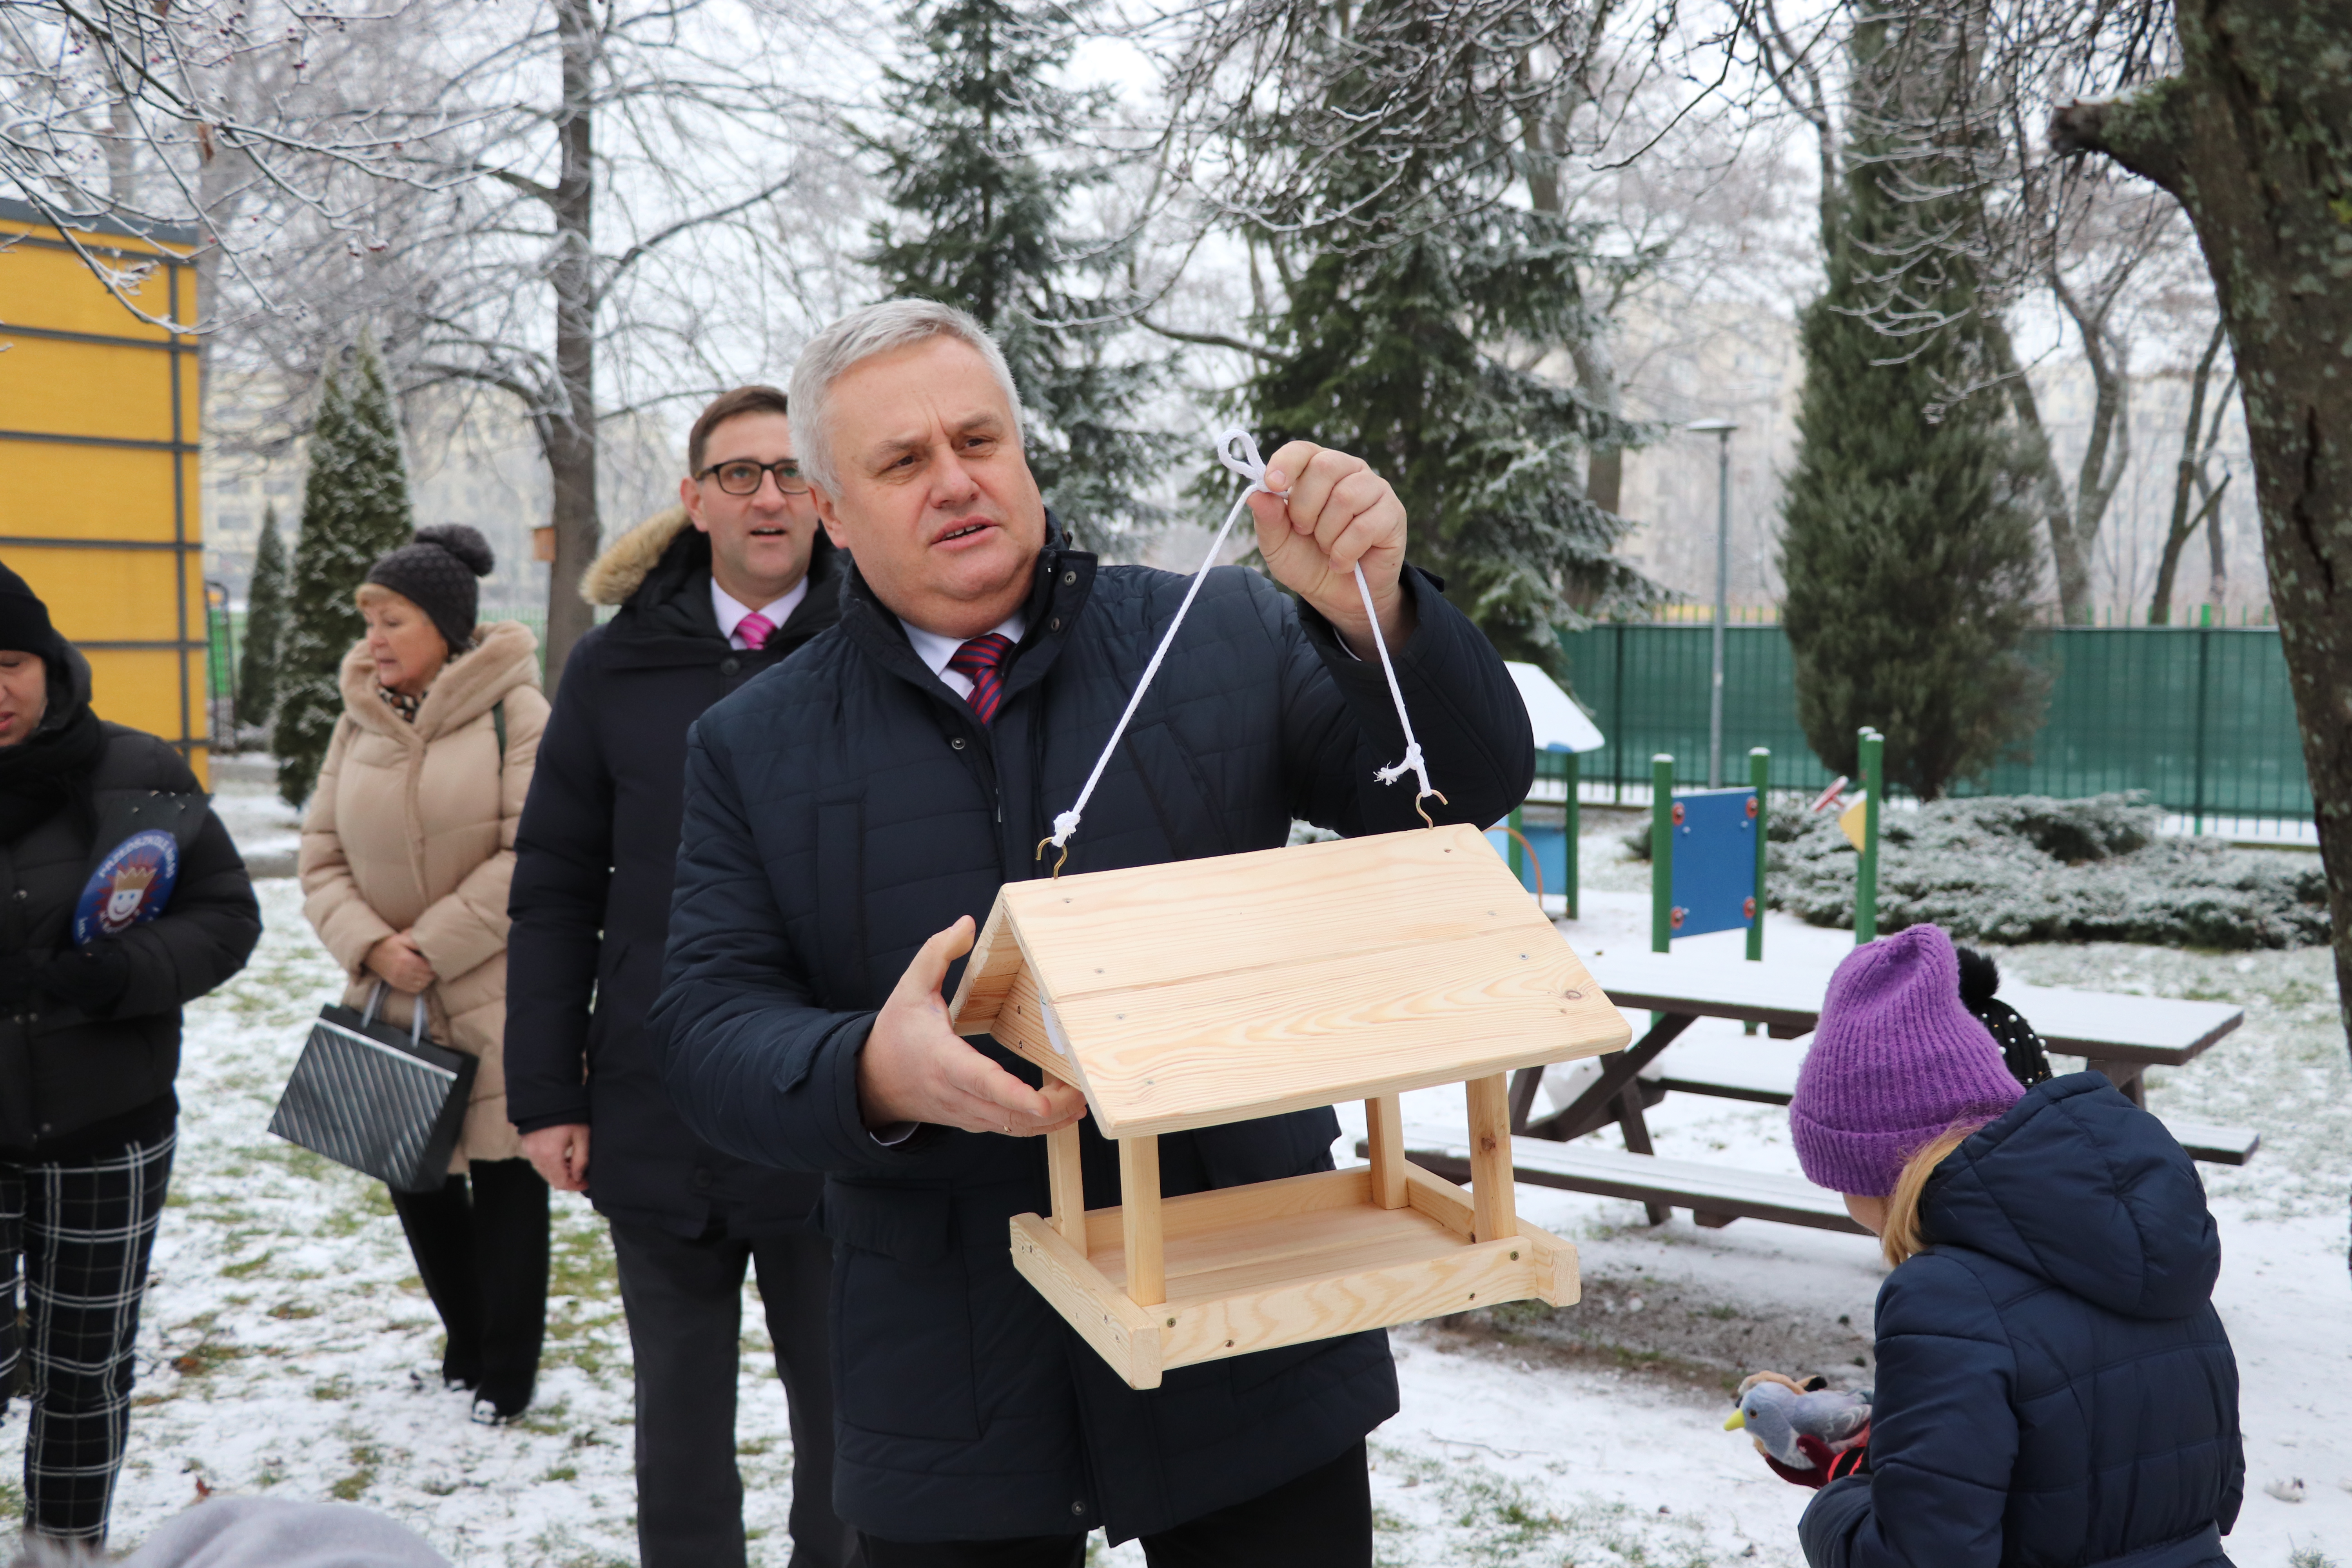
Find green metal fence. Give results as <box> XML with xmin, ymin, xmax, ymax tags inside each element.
<box><xmin>1556</xmin><ymin>620</ymin><xmax>2312</xmax><ymax>824</ymax></box>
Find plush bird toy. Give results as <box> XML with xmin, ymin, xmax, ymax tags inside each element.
<box><xmin>1726</xmin><ymin>1371</ymin><xmax>1871</xmax><ymax>1488</ymax></box>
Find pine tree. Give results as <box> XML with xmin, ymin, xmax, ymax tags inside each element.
<box><xmin>862</xmin><ymin>0</ymin><xmax>1164</xmax><ymax>548</ymax></box>
<box><xmin>235</xmin><ymin>505</ymin><xmax>289</xmax><ymax>730</ymax></box>
<box><xmin>1239</xmin><ymin>3</ymin><xmax>1651</xmax><ymax>668</ymax></box>
<box><xmin>1778</xmin><ymin>16</ymin><xmax>2048</xmax><ymax>802</ymax></box>
<box><xmin>272</xmin><ymin>332</ymin><xmax>415</xmax><ymax>805</ymax></box>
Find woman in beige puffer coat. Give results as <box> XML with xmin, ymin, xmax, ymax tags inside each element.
<box><xmin>298</xmin><ymin>524</ymin><xmax>552</xmax><ymax>1425</ymax></box>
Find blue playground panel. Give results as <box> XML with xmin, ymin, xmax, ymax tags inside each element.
<box><xmin>1485</xmin><ymin>825</ymin><xmax>1566</xmax><ymax>898</ymax></box>
<box><xmin>1669</xmin><ymin>788</ymin><xmax>1759</xmax><ymax>938</ymax></box>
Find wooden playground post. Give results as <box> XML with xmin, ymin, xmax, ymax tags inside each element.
<box><xmin>1564</xmin><ymin>750</ymin><xmax>1581</xmax><ymax>919</ymax></box>
<box><xmin>1747</xmin><ymin>748</ymin><xmax>1769</xmax><ymax>963</ymax></box>
<box><xmin>1650</xmin><ymin>754</ymin><xmax>1675</xmax><ymax>955</ymax></box>
<box><xmin>1856</xmin><ymin>728</ymin><xmax>1883</xmax><ymax>943</ymax></box>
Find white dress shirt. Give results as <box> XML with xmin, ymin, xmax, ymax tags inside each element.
<box><xmin>899</xmin><ymin>612</ymin><xmax>1028</xmax><ymax>697</ymax></box>
<box><xmin>711</xmin><ymin>576</ymin><xmax>811</xmax><ymax>650</ymax></box>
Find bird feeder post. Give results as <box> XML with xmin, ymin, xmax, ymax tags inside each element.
<box><xmin>1047</xmin><ymin>1122</ymin><xmax>1087</xmax><ymax>1254</ymax></box>
<box><xmin>1120</xmin><ymin>1135</ymin><xmax>1165</xmax><ymax>1307</ymax></box>
<box><xmin>1365</xmin><ymin>1093</ymin><xmax>1408</xmax><ymax>1210</ymax></box>
<box><xmin>1465</xmin><ymin>1074</ymin><xmax>1519</xmax><ymax>1242</ymax></box>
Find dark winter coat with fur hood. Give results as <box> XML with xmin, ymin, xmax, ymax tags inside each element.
<box><xmin>1802</xmin><ymin>1073</ymin><xmax>2243</xmax><ymax>1568</ymax></box>
<box><xmin>505</xmin><ymin>507</ymin><xmax>842</xmax><ymax>1236</ymax></box>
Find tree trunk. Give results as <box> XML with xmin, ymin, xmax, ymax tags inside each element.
<box><xmin>1569</xmin><ymin>336</ymin><xmax>1625</xmax><ymax>513</ymax></box>
<box><xmin>2149</xmin><ymin>323</ymin><xmax>2228</xmax><ymax>625</ymax></box>
<box><xmin>2055</xmin><ymin>0</ymin><xmax>2352</xmax><ymax>1054</ymax></box>
<box><xmin>1984</xmin><ymin>319</ymin><xmax>2091</xmax><ymax>622</ymax></box>
<box><xmin>541</xmin><ymin>0</ymin><xmax>600</xmax><ymax>691</ymax></box>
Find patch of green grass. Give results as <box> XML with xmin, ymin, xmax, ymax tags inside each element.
<box><xmin>311</xmin><ymin>1374</ymin><xmax>355</xmax><ymax>1401</ymax></box>
<box><xmin>2290</xmin><ymin>1550</ymin><xmax>2336</xmax><ymax>1568</ymax></box>
<box><xmin>220</xmin><ymin>1250</ymin><xmax>276</xmax><ymax>1279</ymax></box>
<box><xmin>169</xmin><ymin>1337</ymin><xmax>252</xmax><ymax>1377</ymax></box>
<box><xmin>541</xmin><ymin>1464</ymin><xmax>579</xmax><ymax>1483</ymax></box>
<box><xmin>329</xmin><ymin>1442</ymin><xmax>381</xmax><ymax>1501</ymax></box>
<box><xmin>268</xmin><ymin>1299</ymin><xmax>320</xmax><ymax>1320</ymax></box>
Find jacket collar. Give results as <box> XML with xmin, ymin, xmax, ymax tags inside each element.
<box><xmin>338</xmin><ymin>619</ymin><xmax>542</xmax><ymax>745</ymax></box>
<box><xmin>838</xmin><ymin>514</ymin><xmax>1096</xmax><ymax>712</ymax></box>
<box><xmin>607</xmin><ymin>531</ymin><xmax>844</xmax><ymax>664</ymax></box>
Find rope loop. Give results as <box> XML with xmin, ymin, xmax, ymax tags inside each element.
<box><xmin>1036</xmin><ymin>428</ymin><xmax>1441</xmax><ymax>877</ymax></box>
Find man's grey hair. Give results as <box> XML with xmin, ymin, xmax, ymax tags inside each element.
<box><xmin>789</xmin><ymin>299</ymin><xmax>1025</xmax><ymax>494</ymax></box>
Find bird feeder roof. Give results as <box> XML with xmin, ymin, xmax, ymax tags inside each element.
<box><xmin>946</xmin><ymin>824</ymin><xmax>1629</xmax><ymax>1139</ymax></box>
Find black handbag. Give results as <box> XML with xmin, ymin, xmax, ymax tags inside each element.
<box><xmin>269</xmin><ymin>982</ymin><xmax>478</xmax><ymax>1193</ymax></box>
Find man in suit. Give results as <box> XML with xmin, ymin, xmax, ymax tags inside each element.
<box><xmin>506</xmin><ymin>386</ymin><xmax>856</xmax><ymax>1568</ymax></box>
<box><xmin>653</xmin><ymin>303</ymin><xmax>1534</xmax><ymax>1566</ymax></box>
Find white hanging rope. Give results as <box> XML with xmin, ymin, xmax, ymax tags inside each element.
<box><xmin>1036</xmin><ymin>427</ymin><xmax>1440</xmax><ymax>875</ymax></box>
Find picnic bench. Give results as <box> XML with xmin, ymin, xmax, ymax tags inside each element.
<box><xmin>1381</xmin><ymin>949</ymin><xmax>2254</xmax><ymax>1234</ymax></box>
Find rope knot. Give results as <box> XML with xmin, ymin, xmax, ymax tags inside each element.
<box><xmin>1215</xmin><ymin>426</ymin><xmax>1275</xmax><ymax>494</ymax></box>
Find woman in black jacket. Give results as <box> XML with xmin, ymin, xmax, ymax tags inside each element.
<box><xmin>0</xmin><ymin>563</ymin><xmax>261</xmax><ymax>1547</ymax></box>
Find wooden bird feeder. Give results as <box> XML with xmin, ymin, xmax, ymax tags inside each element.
<box><xmin>945</xmin><ymin>823</ymin><xmax>1630</xmax><ymax>1389</ymax></box>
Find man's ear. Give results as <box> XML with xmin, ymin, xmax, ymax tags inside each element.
<box><xmin>813</xmin><ymin>486</ymin><xmax>852</xmax><ymax>550</ymax></box>
<box><xmin>680</xmin><ymin>474</ymin><xmax>712</xmax><ymax>535</ymax></box>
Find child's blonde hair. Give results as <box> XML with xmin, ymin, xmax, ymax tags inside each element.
<box><xmin>1879</xmin><ymin>1120</ymin><xmax>1993</xmax><ymax>1267</ymax></box>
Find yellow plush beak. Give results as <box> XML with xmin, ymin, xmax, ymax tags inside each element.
<box><xmin>1724</xmin><ymin>1410</ymin><xmax>1746</xmax><ymax>1431</ymax></box>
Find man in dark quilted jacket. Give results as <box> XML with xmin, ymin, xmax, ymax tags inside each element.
<box><xmin>650</xmin><ymin>299</ymin><xmax>1534</xmax><ymax>1566</ymax></box>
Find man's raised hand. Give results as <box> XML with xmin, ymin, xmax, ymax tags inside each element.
<box><xmin>857</xmin><ymin>916</ymin><xmax>1088</xmax><ymax>1136</ymax></box>
<box><xmin>1246</xmin><ymin>440</ymin><xmax>1415</xmax><ymax>659</ymax></box>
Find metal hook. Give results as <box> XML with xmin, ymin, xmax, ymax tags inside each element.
<box><xmin>1414</xmin><ymin>789</ymin><xmax>1448</xmax><ymax>830</ymax></box>
<box><xmin>1035</xmin><ymin>836</ymin><xmax>1070</xmax><ymax>879</ymax></box>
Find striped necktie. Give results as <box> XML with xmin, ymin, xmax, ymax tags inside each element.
<box><xmin>946</xmin><ymin>633</ymin><xmax>1015</xmax><ymax>722</ymax></box>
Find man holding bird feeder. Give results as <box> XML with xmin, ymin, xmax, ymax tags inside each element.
<box><xmin>650</xmin><ymin>299</ymin><xmax>1536</xmax><ymax>1566</ymax></box>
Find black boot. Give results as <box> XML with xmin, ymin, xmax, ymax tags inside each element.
<box><xmin>466</xmin><ymin>1158</ymin><xmax>549</xmax><ymax>1421</ymax></box>
<box><xmin>388</xmin><ymin>1174</ymin><xmax>484</xmax><ymax>1390</ymax></box>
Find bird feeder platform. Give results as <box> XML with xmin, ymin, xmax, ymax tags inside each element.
<box><xmin>946</xmin><ymin>824</ymin><xmax>1630</xmax><ymax>1388</ymax></box>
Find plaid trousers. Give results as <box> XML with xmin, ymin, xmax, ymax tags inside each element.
<box><xmin>0</xmin><ymin>1127</ymin><xmax>176</xmax><ymax>1545</ymax></box>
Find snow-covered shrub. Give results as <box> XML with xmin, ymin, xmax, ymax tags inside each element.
<box><xmin>1626</xmin><ymin>793</ymin><xmax>2327</xmax><ymax>949</ymax></box>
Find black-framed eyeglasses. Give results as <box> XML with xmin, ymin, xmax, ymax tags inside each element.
<box><xmin>698</xmin><ymin>458</ymin><xmax>810</xmax><ymax>497</ymax></box>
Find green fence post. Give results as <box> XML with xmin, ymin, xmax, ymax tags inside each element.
<box><xmin>1564</xmin><ymin>749</ymin><xmax>1581</xmax><ymax>920</ymax></box>
<box><xmin>2192</xmin><ymin>604</ymin><xmax>2212</xmax><ymax>835</ymax></box>
<box><xmin>1650</xmin><ymin>754</ymin><xmax>1675</xmax><ymax>955</ymax></box>
<box><xmin>1748</xmin><ymin>747</ymin><xmax>1769</xmax><ymax>964</ymax></box>
<box><xmin>1506</xmin><ymin>800</ymin><xmax>1527</xmax><ymax>886</ymax></box>
<box><xmin>1856</xmin><ymin>728</ymin><xmax>1883</xmax><ymax>943</ymax></box>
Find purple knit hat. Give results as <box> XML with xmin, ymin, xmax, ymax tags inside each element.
<box><xmin>1789</xmin><ymin>924</ymin><xmax>2025</xmax><ymax>1197</ymax></box>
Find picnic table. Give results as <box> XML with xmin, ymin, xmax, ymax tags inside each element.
<box><xmin>1389</xmin><ymin>949</ymin><xmax>2252</xmax><ymax>1236</ymax></box>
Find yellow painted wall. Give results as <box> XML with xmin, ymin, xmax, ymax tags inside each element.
<box><xmin>0</xmin><ymin>202</ymin><xmax>207</xmax><ymax>786</ymax></box>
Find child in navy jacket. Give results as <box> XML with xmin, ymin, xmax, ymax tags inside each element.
<box><xmin>1781</xmin><ymin>925</ymin><xmax>2243</xmax><ymax>1568</ymax></box>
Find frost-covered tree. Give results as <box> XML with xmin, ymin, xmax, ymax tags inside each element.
<box><xmin>272</xmin><ymin>333</ymin><xmax>414</xmax><ymax>805</ymax></box>
<box><xmin>1778</xmin><ymin>11</ymin><xmax>2046</xmax><ymax>802</ymax></box>
<box><xmin>235</xmin><ymin>505</ymin><xmax>289</xmax><ymax>728</ymax></box>
<box><xmin>1234</xmin><ymin>0</ymin><xmax>1650</xmax><ymax>668</ymax></box>
<box><xmin>862</xmin><ymin>0</ymin><xmax>1165</xmax><ymax>548</ymax></box>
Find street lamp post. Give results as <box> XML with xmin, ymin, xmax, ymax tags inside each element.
<box><xmin>1687</xmin><ymin>418</ymin><xmax>1738</xmax><ymax>788</ymax></box>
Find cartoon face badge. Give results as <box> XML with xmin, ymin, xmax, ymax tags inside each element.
<box><xmin>74</xmin><ymin>829</ymin><xmax>180</xmax><ymax>946</ymax></box>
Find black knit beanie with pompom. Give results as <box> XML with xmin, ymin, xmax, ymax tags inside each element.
<box><xmin>365</xmin><ymin>524</ymin><xmax>495</xmax><ymax>653</ymax></box>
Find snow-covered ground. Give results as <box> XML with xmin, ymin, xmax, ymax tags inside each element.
<box><xmin>7</xmin><ymin>804</ymin><xmax>2346</xmax><ymax>1565</ymax></box>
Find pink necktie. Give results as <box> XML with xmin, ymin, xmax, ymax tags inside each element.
<box><xmin>946</xmin><ymin>633</ymin><xmax>1014</xmax><ymax>722</ymax></box>
<box><xmin>736</xmin><ymin>611</ymin><xmax>776</xmax><ymax>652</ymax></box>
